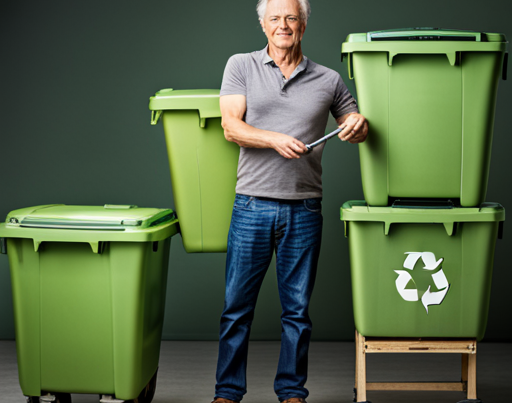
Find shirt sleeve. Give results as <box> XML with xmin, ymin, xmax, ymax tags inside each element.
<box><xmin>330</xmin><ymin>74</ymin><xmax>359</xmax><ymax>120</ymax></box>
<box><xmin>220</xmin><ymin>54</ymin><xmax>247</xmax><ymax>96</ymax></box>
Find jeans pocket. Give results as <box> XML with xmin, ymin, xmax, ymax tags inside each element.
<box><xmin>303</xmin><ymin>198</ymin><xmax>322</xmax><ymax>214</ymax></box>
<box><xmin>233</xmin><ymin>195</ymin><xmax>254</xmax><ymax>210</ymax></box>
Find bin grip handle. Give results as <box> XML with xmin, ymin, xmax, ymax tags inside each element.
<box><xmin>151</xmin><ymin>110</ymin><xmax>162</xmax><ymax>125</ymax></box>
<box><xmin>388</xmin><ymin>52</ymin><xmax>457</xmax><ymax>66</ymax></box>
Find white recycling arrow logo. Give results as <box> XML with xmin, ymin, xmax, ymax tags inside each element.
<box><xmin>394</xmin><ymin>252</ymin><xmax>450</xmax><ymax>314</ymax></box>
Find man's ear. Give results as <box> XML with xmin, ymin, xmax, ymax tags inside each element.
<box><xmin>260</xmin><ymin>19</ymin><xmax>265</xmax><ymax>33</ymax></box>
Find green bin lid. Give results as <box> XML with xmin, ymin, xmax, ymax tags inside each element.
<box><xmin>149</xmin><ymin>89</ymin><xmax>220</xmax><ymax>125</ymax></box>
<box><xmin>346</xmin><ymin>28</ymin><xmax>506</xmax><ymax>43</ymax></box>
<box><xmin>340</xmin><ymin>200</ymin><xmax>505</xmax><ymax>236</ymax></box>
<box><xmin>0</xmin><ymin>204</ymin><xmax>179</xmax><ymax>253</ymax></box>
<box><xmin>342</xmin><ymin>28</ymin><xmax>507</xmax><ymax>65</ymax></box>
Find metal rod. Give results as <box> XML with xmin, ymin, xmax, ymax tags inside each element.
<box><xmin>306</xmin><ymin>127</ymin><xmax>344</xmax><ymax>152</ymax></box>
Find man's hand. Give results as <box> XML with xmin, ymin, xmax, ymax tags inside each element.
<box><xmin>337</xmin><ymin>113</ymin><xmax>368</xmax><ymax>144</ymax></box>
<box><xmin>270</xmin><ymin>133</ymin><xmax>307</xmax><ymax>159</ymax></box>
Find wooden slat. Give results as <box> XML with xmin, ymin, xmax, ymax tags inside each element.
<box><xmin>366</xmin><ymin>382</ymin><xmax>465</xmax><ymax>391</ymax></box>
<box><xmin>364</xmin><ymin>339</ymin><xmax>476</xmax><ymax>354</ymax></box>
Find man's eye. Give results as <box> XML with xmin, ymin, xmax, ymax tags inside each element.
<box><xmin>270</xmin><ymin>18</ymin><xmax>278</xmax><ymax>22</ymax></box>
<box><xmin>287</xmin><ymin>17</ymin><xmax>297</xmax><ymax>21</ymax></box>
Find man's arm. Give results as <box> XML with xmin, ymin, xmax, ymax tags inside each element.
<box><xmin>336</xmin><ymin>112</ymin><xmax>368</xmax><ymax>144</ymax></box>
<box><xmin>220</xmin><ymin>94</ymin><xmax>307</xmax><ymax>159</ymax></box>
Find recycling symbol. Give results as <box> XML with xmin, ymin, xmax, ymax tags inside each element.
<box><xmin>394</xmin><ymin>252</ymin><xmax>450</xmax><ymax>314</ymax></box>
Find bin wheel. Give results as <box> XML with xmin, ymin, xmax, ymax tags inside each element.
<box><xmin>27</xmin><ymin>394</ymin><xmax>72</xmax><ymax>403</ymax></box>
<box><xmin>125</xmin><ymin>369</ymin><xmax>158</xmax><ymax>403</ymax></box>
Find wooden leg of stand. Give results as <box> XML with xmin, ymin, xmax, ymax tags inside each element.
<box><xmin>355</xmin><ymin>330</ymin><xmax>367</xmax><ymax>402</ymax></box>
<box><xmin>461</xmin><ymin>353</ymin><xmax>468</xmax><ymax>390</ymax></box>
<box><xmin>467</xmin><ymin>352</ymin><xmax>477</xmax><ymax>399</ymax></box>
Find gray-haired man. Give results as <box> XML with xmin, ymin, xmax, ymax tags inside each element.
<box><xmin>213</xmin><ymin>1</ymin><xmax>368</xmax><ymax>402</ymax></box>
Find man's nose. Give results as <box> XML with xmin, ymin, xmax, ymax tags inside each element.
<box><xmin>279</xmin><ymin>17</ymin><xmax>289</xmax><ymax>29</ymax></box>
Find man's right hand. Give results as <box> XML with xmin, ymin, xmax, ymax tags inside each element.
<box><xmin>269</xmin><ymin>132</ymin><xmax>307</xmax><ymax>159</ymax></box>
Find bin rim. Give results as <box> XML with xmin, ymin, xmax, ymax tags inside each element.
<box><xmin>149</xmin><ymin>88</ymin><xmax>221</xmax><ymax>124</ymax></box>
<box><xmin>344</xmin><ymin>28</ymin><xmax>507</xmax><ymax>44</ymax></box>
<box><xmin>340</xmin><ymin>200</ymin><xmax>505</xmax><ymax>223</ymax></box>
<box><xmin>341</xmin><ymin>30</ymin><xmax>507</xmax><ymax>67</ymax></box>
<box><xmin>0</xmin><ymin>205</ymin><xmax>180</xmax><ymax>253</ymax></box>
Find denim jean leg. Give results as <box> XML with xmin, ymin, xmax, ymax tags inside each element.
<box><xmin>273</xmin><ymin>199</ymin><xmax>323</xmax><ymax>401</ymax></box>
<box><xmin>215</xmin><ymin>195</ymin><xmax>276</xmax><ymax>402</ymax></box>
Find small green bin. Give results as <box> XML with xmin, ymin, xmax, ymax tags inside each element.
<box><xmin>342</xmin><ymin>28</ymin><xmax>508</xmax><ymax>206</ymax></box>
<box><xmin>149</xmin><ymin>89</ymin><xmax>239</xmax><ymax>253</ymax></box>
<box><xmin>341</xmin><ymin>200</ymin><xmax>504</xmax><ymax>340</ymax></box>
<box><xmin>0</xmin><ymin>204</ymin><xmax>179</xmax><ymax>401</ymax></box>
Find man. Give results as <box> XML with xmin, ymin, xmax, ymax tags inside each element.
<box><xmin>213</xmin><ymin>0</ymin><xmax>368</xmax><ymax>402</ymax></box>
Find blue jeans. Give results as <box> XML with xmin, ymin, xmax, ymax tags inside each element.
<box><xmin>215</xmin><ymin>194</ymin><xmax>323</xmax><ymax>402</ymax></box>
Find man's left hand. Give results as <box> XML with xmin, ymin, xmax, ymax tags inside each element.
<box><xmin>338</xmin><ymin>113</ymin><xmax>368</xmax><ymax>144</ymax></box>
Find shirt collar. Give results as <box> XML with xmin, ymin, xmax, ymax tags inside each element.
<box><xmin>260</xmin><ymin>45</ymin><xmax>308</xmax><ymax>72</ymax></box>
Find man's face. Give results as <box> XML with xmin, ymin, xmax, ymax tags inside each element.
<box><xmin>261</xmin><ymin>0</ymin><xmax>305</xmax><ymax>51</ymax></box>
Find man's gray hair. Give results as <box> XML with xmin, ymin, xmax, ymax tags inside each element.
<box><xmin>256</xmin><ymin>0</ymin><xmax>311</xmax><ymax>24</ymax></box>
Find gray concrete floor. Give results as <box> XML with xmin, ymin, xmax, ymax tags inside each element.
<box><xmin>1</xmin><ymin>341</ymin><xmax>510</xmax><ymax>403</ymax></box>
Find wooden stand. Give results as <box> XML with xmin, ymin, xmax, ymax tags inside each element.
<box><xmin>355</xmin><ymin>330</ymin><xmax>478</xmax><ymax>402</ymax></box>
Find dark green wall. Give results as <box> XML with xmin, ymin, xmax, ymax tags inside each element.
<box><xmin>1</xmin><ymin>0</ymin><xmax>511</xmax><ymax>341</ymax></box>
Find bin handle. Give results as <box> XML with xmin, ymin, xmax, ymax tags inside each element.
<box><xmin>32</xmin><ymin>239</ymin><xmax>104</xmax><ymax>254</ymax></box>
<box><xmin>151</xmin><ymin>110</ymin><xmax>162</xmax><ymax>125</ymax></box>
<box><xmin>503</xmin><ymin>52</ymin><xmax>508</xmax><ymax>81</ymax></box>
<box><xmin>384</xmin><ymin>222</ymin><xmax>455</xmax><ymax>236</ymax></box>
<box><xmin>348</xmin><ymin>53</ymin><xmax>354</xmax><ymax>80</ymax></box>
<box><xmin>388</xmin><ymin>51</ymin><xmax>458</xmax><ymax>66</ymax></box>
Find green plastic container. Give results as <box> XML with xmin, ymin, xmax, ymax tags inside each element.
<box><xmin>341</xmin><ymin>200</ymin><xmax>504</xmax><ymax>340</ymax></box>
<box><xmin>0</xmin><ymin>204</ymin><xmax>179</xmax><ymax>401</ymax></box>
<box><xmin>341</xmin><ymin>28</ymin><xmax>508</xmax><ymax>206</ymax></box>
<box><xmin>149</xmin><ymin>89</ymin><xmax>239</xmax><ymax>253</ymax></box>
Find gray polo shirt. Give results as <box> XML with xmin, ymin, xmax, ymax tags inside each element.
<box><xmin>220</xmin><ymin>47</ymin><xmax>358</xmax><ymax>200</ymax></box>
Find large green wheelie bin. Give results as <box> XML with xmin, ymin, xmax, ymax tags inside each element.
<box><xmin>0</xmin><ymin>204</ymin><xmax>178</xmax><ymax>403</ymax></box>
<box><xmin>341</xmin><ymin>28</ymin><xmax>508</xmax><ymax>206</ymax></box>
<box><xmin>341</xmin><ymin>200</ymin><xmax>504</xmax><ymax>340</ymax></box>
<box><xmin>149</xmin><ymin>89</ymin><xmax>239</xmax><ymax>253</ymax></box>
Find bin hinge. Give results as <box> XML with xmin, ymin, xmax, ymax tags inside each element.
<box><xmin>100</xmin><ymin>395</ymin><xmax>125</xmax><ymax>403</ymax></box>
<box><xmin>0</xmin><ymin>238</ymin><xmax>6</xmax><ymax>254</ymax></box>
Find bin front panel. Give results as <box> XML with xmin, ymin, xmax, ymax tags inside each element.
<box><xmin>7</xmin><ymin>237</ymin><xmax>172</xmax><ymax>398</ymax></box>
<box><xmin>347</xmin><ymin>220</ymin><xmax>498</xmax><ymax>339</ymax></box>
<box><xmin>388</xmin><ymin>54</ymin><xmax>462</xmax><ymax>198</ymax></box>
<box><xmin>40</xmin><ymin>242</ymin><xmax>115</xmax><ymax>393</ymax></box>
<box><xmin>162</xmin><ymin>110</ymin><xmax>239</xmax><ymax>253</ymax></box>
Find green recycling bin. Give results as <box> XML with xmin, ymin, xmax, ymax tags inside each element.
<box><xmin>341</xmin><ymin>28</ymin><xmax>508</xmax><ymax>206</ymax></box>
<box><xmin>341</xmin><ymin>200</ymin><xmax>504</xmax><ymax>340</ymax></box>
<box><xmin>0</xmin><ymin>204</ymin><xmax>178</xmax><ymax>402</ymax></box>
<box><xmin>149</xmin><ymin>89</ymin><xmax>239</xmax><ymax>253</ymax></box>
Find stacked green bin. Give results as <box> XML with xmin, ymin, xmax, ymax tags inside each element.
<box><xmin>149</xmin><ymin>89</ymin><xmax>239</xmax><ymax>253</ymax></box>
<box><xmin>0</xmin><ymin>204</ymin><xmax>178</xmax><ymax>402</ymax></box>
<box><xmin>341</xmin><ymin>201</ymin><xmax>504</xmax><ymax>340</ymax></box>
<box><xmin>341</xmin><ymin>28</ymin><xmax>508</xmax><ymax>206</ymax></box>
<box><xmin>339</xmin><ymin>28</ymin><xmax>507</xmax><ymax>342</ymax></box>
